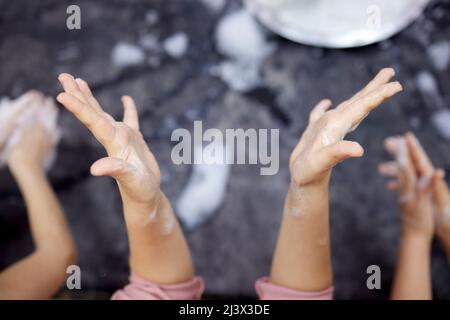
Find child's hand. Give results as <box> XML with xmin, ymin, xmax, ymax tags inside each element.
<box><xmin>8</xmin><ymin>123</ymin><xmax>53</xmax><ymax>171</ymax></box>
<box><xmin>290</xmin><ymin>68</ymin><xmax>402</xmax><ymax>187</ymax></box>
<box><xmin>4</xmin><ymin>91</ymin><xmax>58</xmax><ymax>172</ymax></box>
<box><xmin>379</xmin><ymin>134</ymin><xmax>436</xmax><ymax>240</ymax></box>
<box><xmin>57</xmin><ymin>74</ymin><xmax>161</xmax><ymax>207</ymax></box>
<box><xmin>431</xmin><ymin>169</ymin><xmax>450</xmax><ymax>257</ymax></box>
<box><xmin>402</xmin><ymin>132</ymin><xmax>450</xmax><ymax>253</ymax></box>
<box><xmin>0</xmin><ymin>91</ymin><xmax>41</xmax><ymax>152</ymax></box>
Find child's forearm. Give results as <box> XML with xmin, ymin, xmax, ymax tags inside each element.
<box><xmin>0</xmin><ymin>162</ymin><xmax>77</xmax><ymax>299</ymax></box>
<box><xmin>9</xmin><ymin>162</ymin><xmax>76</xmax><ymax>261</ymax></box>
<box><xmin>122</xmin><ymin>191</ymin><xmax>194</xmax><ymax>285</ymax></box>
<box><xmin>270</xmin><ymin>182</ymin><xmax>333</xmax><ymax>292</ymax></box>
<box><xmin>391</xmin><ymin>232</ymin><xmax>432</xmax><ymax>300</ymax></box>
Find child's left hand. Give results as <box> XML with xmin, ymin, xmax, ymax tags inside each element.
<box><xmin>290</xmin><ymin>68</ymin><xmax>402</xmax><ymax>187</ymax></box>
<box><xmin>57</xmin><ymin>74</ymin><xmax>161</xmax><ymax>209</ymax></box>
<box><xmin>8</xmin><ymin>123</ymin><xmax>53</xmax><ymax>171</ymax></box>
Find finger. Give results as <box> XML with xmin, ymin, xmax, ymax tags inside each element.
<box><xmin>432</xmin><ymin>169</ymin><xmax>450</xmax><ymax>210</ymax></box>
<box><xmin>384</xmin><ymin>136</ymin><xmax>403</xmax><ymax>156</ymax></box>
<box><xmin>13</xmin><ymin>90</ymin><xmax>44</xmax><ymax>109</ymax></box>
<box><xmin>404</xmin><ymin>132</ymin><xmax>434</xmax><ymax>176</ymax></box>
<box><xmin>309</xmin><ymin>99</ymin><xmax>332</xmax><ymax>124</ymax></box>
<box><xmin>417</xmin><ymin>172</ymin><xmax>434</xmax><ymax>191</ymax></box>
<box><xmin>122</xmin><ymin>95</ymin><xmax>140</xmax><ymax>130</ymax></box>
<box><xmin>75</xmin><ymin>78</ymin><xmax>104</xmax><ymax>112</ymax></box>
<box><xmin>343</xmin><ymin>81</ymin><xmax>403</xmax><ymax>130</ymax></box>
<box><xmin>386</xmin><ymin>180</ymin><xmax>399</xmax><ymax>191</ymax></box>
<box><xmin>378</xmin><ymin>161</ymin><xmax>399</xmax><ymax>177</ymax></box>
<box><xmin>58</xmin><ymin>73</ymin><xmax>90</xmax><ymax>105</ymax></box>
<box><xmin>40</xmin><ymin>97</ymin><xmax>59</xmax><ymax>126</ymax></box>
<box><xmin>316</xmin><ymin>140</ymin><xmax>364</xmax><ymax>170</ymax></box>
<box><xmin>384</xmin><ymin>136</ymin><xmax>412</xmax><ymax>175</ymax></box>
<box><xmin>90</xmin><ymin>157</ymin><xmax>136</xmax><ymax>183</ymax></box>
<box><xmin>4</xmin><ymin>91</ymin><xmax>42</xmax><ymax>130</ymax></box>
<box><xmin>348</xmin><ymin>68</ymin><xmax>396</xmax><ymax>103</ymax></box>
<box><xmin>387</xmin><ymin>137</ymin><xmax>416</xmax><ymax>197</ymax></box>
<box><xmin>56</xmin><ymin>92</ymin><xmax>115</xmax><ymax>144</ymax></box>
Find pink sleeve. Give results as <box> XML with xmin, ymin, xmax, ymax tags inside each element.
<box><xmin>111</xmin><ymin>273</ymin><xmax>204</xmax><ymax>300</ymax></box>
<box><xmin>255</xmin><ymin>277</ymin><xmax>333</xmax><ymax>300</ymax></box>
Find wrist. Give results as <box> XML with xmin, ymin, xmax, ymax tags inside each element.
<box><xmin>401</xmin><ymin>227</ymin><xmax>433</xmax><ymax>246</ymax></box>
<box><xmin>122</xmin><ymin>189</ymin><xmax>163</xmax><ymax>218</ymax></box>
<box><xmin>290</xmin><ymin>174</ymin><xmax>330</xmax><ymax>191</ymax></box>
<box><xmin>8</xmin><ymin>159</ymin><xmax>44</xmax><ymax>178</ymax></box>
<box><xmin>287</xmin><ymin>179</ymin><xmax>329</xmax><ymax>216</ymax></box>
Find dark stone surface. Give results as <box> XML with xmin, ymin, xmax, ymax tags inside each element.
<box><xmin>0</xmin><ymin>0</ymin><xmax>450</xmax><ymax>299</ymax></box>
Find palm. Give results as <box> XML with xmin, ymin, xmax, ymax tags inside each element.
<box><xmin>290</xmin><ymin>109</ymin><xmax>348</xmax><ymax>186</ymax></box>
<box><xmin>106</xmin><ymin>122</ymin><xmax>161</xmax><ymax>203</ymax></box>
<box><xmin>290</xmin><ymin>68</ymin><xmax>402</xmax><ymax>187</ymax></box>
<box><xmin>57</xmin><ymin>74</ymin><xmax>160</xmax><ymax>204</ymax></box>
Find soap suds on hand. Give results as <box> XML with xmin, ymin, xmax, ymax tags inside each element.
<box><xmin>0</xmin><ymin>91</ymin><xmax>60</xmax><ymax>170</ymax></box>
<box><xmin>291</xmin><ymin>207</ymin><xmax>302</xmax><ymax>218</ymax></box>
<box><xmin>176</xmin><ymin>143</ymin><xmax>231</xmax><ymax>230</ymax></box>
<box><xmin>163</xmin><ymin>32</ymin><xmax>189</xmax><ymax>59</ymax></box>
<box><xmin>162</xmin><ymin>208</ymin><xmax>176</xmax><ymax>235</ymax></box>
<box><xmin>111</xmin><ymin>42</ymin><xmax>146</xmax><ymax>68</ymax></box>
<box><xmin>213</xmin><ymin>8</ymin><xmax>275</xmax><ymax>91</ymax></box>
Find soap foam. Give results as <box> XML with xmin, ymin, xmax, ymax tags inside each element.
<box><xmin>0</xmin><ymin>92</ymin><xmax>60</xmax><ymax>170</ymax></box>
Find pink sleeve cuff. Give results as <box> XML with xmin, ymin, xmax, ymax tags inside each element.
<box><xmin>255</xmin><ymin>277</ymin><xmax>333</xmax><ymax>300</ymax></box>
<box><xmin>111</xmin><ymin>273</ymin><xmax>204</xmax><ymax>300</ymax></box>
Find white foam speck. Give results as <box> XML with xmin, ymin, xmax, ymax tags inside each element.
<box><xmin>163</xmin><ymin>32</ymin><xmax>189</xmax><ymax>59</ymax></box>
<box><xmin>210</xmin><ymin>60</ymin><xmax>261</xmax><ymax>91</ymax></box>
<box><xmin>111</xmin><ymin>42</ymin><xmax>146</xmax><ymax>68</ymax></box>
<box><xmin>416</xmin><ymin>70</ymin><xmax>437</xmax><ymax>95</ymax></box>
<box><xmin>139</xmin><ymin>34</ymin><xmax>160</xmax><ymax>51</ymax></box>
<box><xmin>145</xmin><ymin>10</ymin><xmax>159</xmax><ymax>26</ymax></box>
<box><xmin>216</xmin><ymin>9</ymin><xmax>274</xmax><ymax>61</ymax></box>
<box><xmin>428</xmin><ymin>41</ymin><xmax>450</xmax><ymax>71</ymax></box>
<box><xmin>431</xmin><ymin>109</ymin><xmax>450</xmax><ymax>141</ymax></box>
<box><xmin>200</xmin><ymin>0</ymin><xmax>225</xmax><ymax>12</ymax></box>
<box><xmin>214</xmin><ymin>9</ymin><xmax>275</xmax><ymax>92</ymax></box>
<box><xmin>176</xmin><ymin>143</ymin><xmax>231</xmax><ymax>230</ymax></box>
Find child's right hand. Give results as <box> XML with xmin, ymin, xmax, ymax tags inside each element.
<box><xmin>57</xmin><ymin>74</ymin><xmax>161</xmax><ymax>209</ymax></box>
<box><xmin>289</xmin><ymin>68</ymin><xmax>402</xmax><ymax>187</ymax></box>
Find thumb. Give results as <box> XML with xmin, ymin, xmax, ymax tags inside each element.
<box><xmin>90</xmin><ymin>157</ymin><xmax>136</xmax><ymax>183</ymax></box>
<box><xmin>317</xmin><ymin>140</ymin><xmax>364</xmax><ymax>170</ymax></box>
